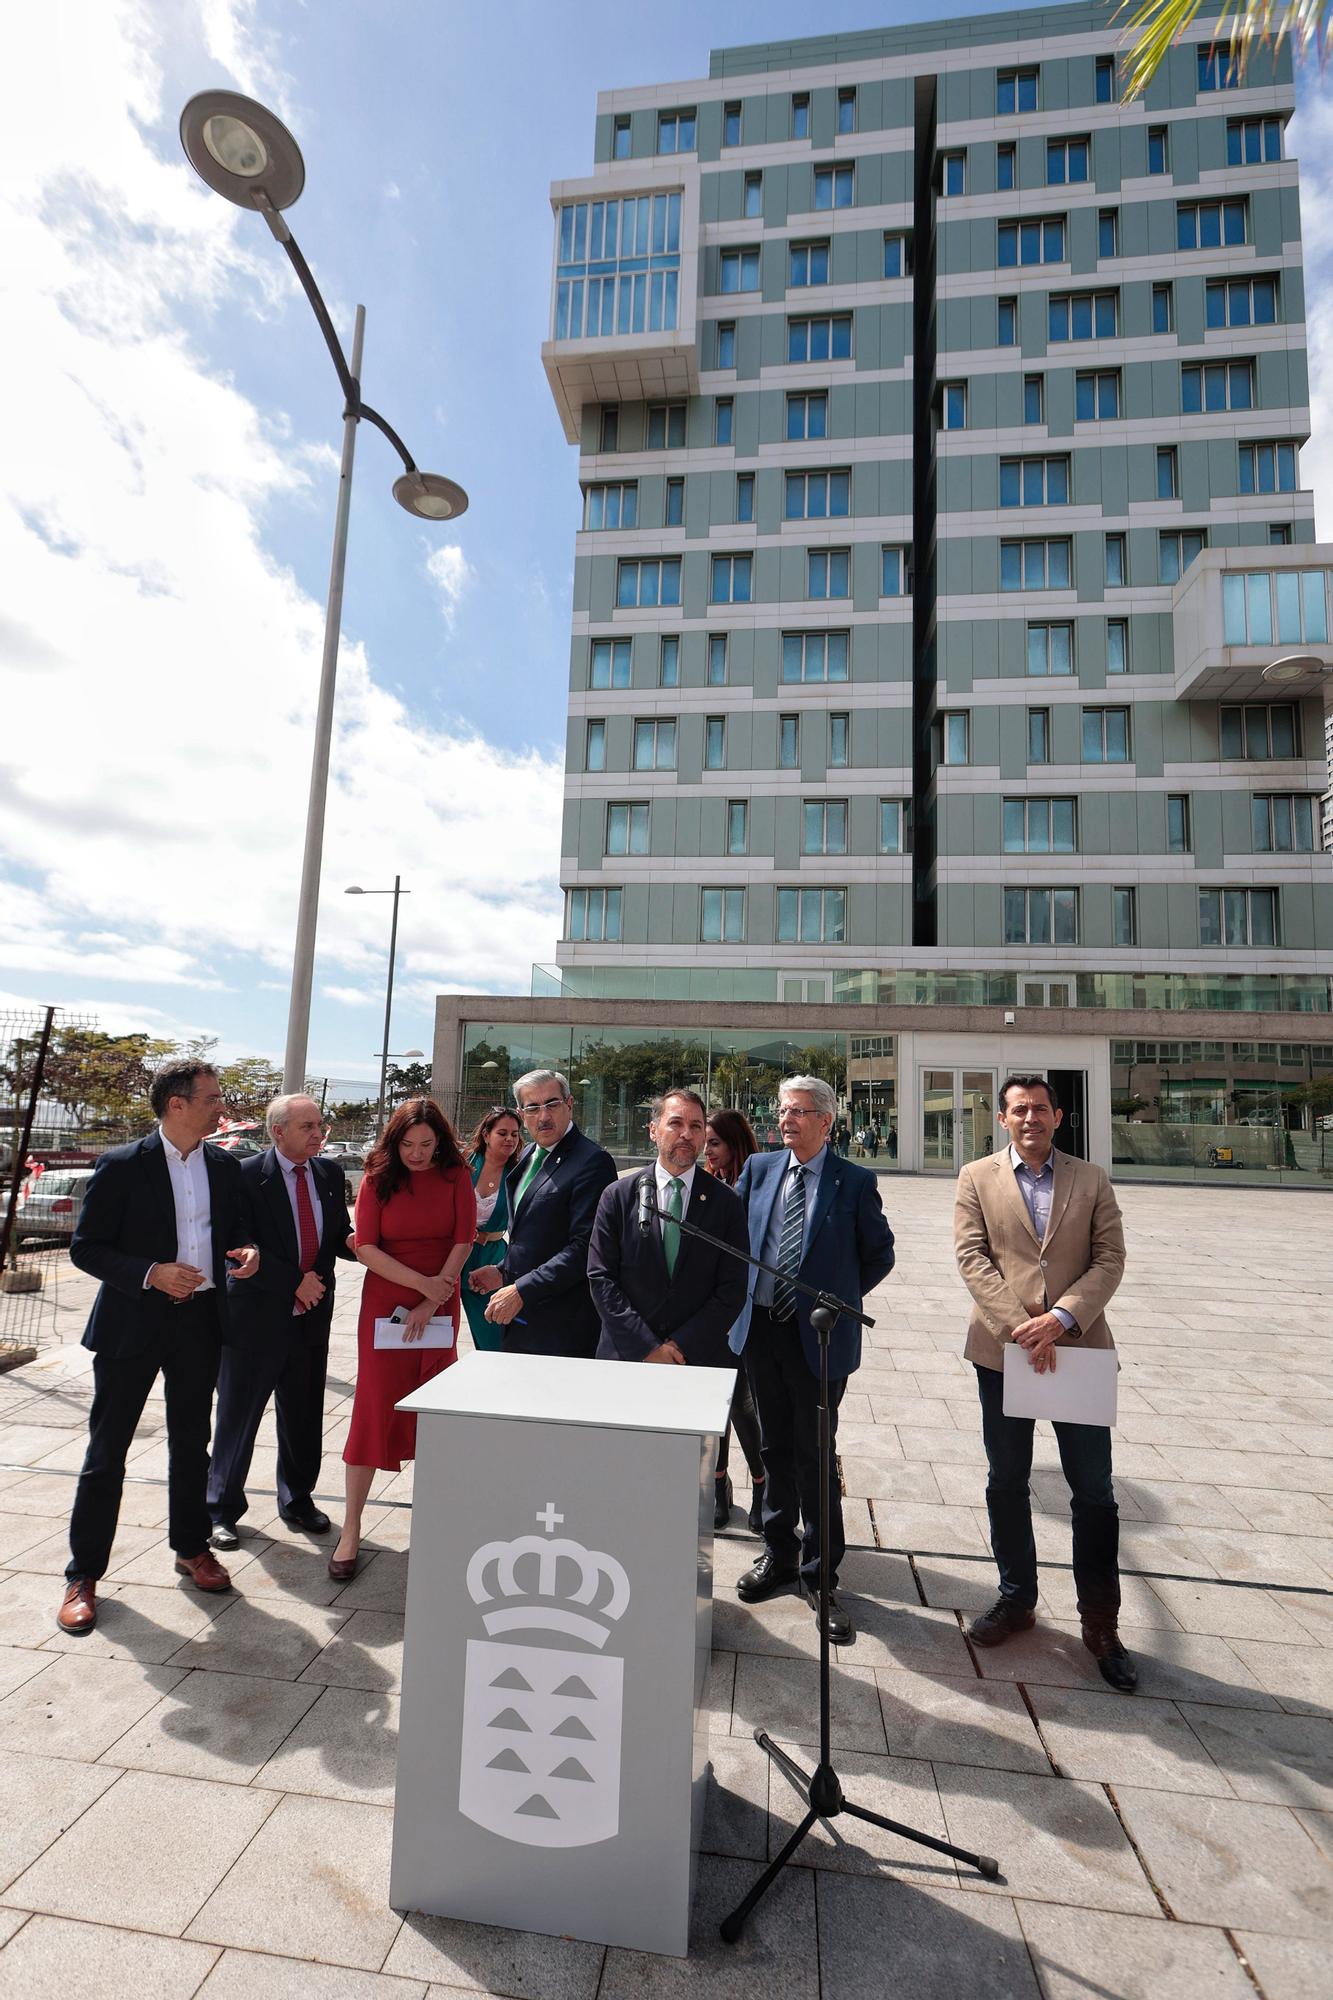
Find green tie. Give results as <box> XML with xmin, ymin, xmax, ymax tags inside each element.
<box><xmin>664</xmin><ymin>1177</ymin><xmax>684</xmax><ymax>1277</ymax></box>
<box><xmin>514</xmin><ymin>1146</ymin><xmax>548</xmax><ymax>1210</ymax></box>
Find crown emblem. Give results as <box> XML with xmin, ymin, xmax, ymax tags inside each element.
<box><xmin>466</xmin><ymin>1502</ymin><xmax>630</xmax><ymax>1651</ymax></box>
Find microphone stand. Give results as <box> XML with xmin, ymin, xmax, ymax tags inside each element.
<box><xmin>634</xmin><ymin>1182</ymin><xmax>1000</xmax><ymax>1938</ymax></box>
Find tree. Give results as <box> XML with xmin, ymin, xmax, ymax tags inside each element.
<box><xmin>1119</xmin><ymin>0</ymin><xmax>1316</xmax><ymax>99</ymax></box>
<box><xmin>216</xmin><ymin>1057</ymin><xmax>284</xmax><ymax>1120</ymax></box>
<box><xmin>385</xmin><ymin>1060</ymin><xmax>432</xmax><ymax>1108</ymax></box>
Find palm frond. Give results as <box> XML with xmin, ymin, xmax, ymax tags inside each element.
<box><xmin>1115</xmin><ymin>0</ymin><xmax>1327</xmax><ymax>99</ymax></box>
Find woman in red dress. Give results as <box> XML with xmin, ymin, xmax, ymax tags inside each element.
<box><xmin>330</xmin><ymin>1097</ymin><xmax>476</xmax><ymax>1580</ymax></box>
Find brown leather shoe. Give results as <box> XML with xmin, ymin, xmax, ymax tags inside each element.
<box><xmin>327</xmin><ymin>1552</ymin><xmax>359</xmax><ymax>1582</ymax></box>
<box><xmin>57</xmin><ymin>1580</ymin><xmax>97</xmax><ymax>1634</ymax></box>
<box><xmin>175</xmin><ymin>1550</ymin><xmax>232</xmax><ymax>1593</ymax></box>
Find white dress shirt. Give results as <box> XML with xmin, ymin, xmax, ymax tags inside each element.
<box><xmin>755</xmin><ymin>1144</ymin><xmax>827</xmax><ymax>1307</ymax></box>
<box><xmin>654</xmin><ymin>1159</ymin><xmax>697</xmax><ymax>1211</ymax></box>
<box><xmin>158</xmin><ymin>1127</ymin><xmax>215</xmax><ymax>1290</ymax></box>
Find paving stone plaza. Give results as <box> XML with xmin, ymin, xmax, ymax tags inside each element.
<box><xmin>0</xmin><ymin>1174</ymin><xmax>1329</xmax><ymax>1997</ymax></box>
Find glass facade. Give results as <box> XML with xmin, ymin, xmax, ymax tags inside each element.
<box><xmin>1111</xmin><ymin>1039</ymin><xmax>1332</xmax><ymax>1185</ymax></box>
<box><xmin>554</xmin><ymin>193</ymin><xmax>681</xmax><ymax>340</ymax></box>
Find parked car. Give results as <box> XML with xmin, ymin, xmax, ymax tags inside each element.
<box><xmin>15</xmin><ymin>1167</ymin><xmax>97</xmax><ymax>1243</ymax></box>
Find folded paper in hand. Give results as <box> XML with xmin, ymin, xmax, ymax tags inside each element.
<box><xmin>374</xmin><ymin>1311</ymin><xmax>456</xmax><ymax>1352</ymax></box>
<box><xmin>1002</xmin><ymin>1343</ymin><xmax>1117</xmax><ymax>1427</ymax></box>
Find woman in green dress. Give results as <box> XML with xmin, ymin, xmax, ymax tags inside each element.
<box><xmin>461</xmin><ymin>1106</ymin><xmax>523</xmax><ymax>1352</ymax></box>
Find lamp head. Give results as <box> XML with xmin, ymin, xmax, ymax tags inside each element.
<box><xmin>345</xmin><ymin>886</ymin><xmax>365</xmax><ymax>895</ymax></box>
<box><xmin>393</xmin><ymin>471</ymin><xmax>469</xmax><ymax>522</ymax></box>
<box><xmin>180</xmin><ymin>91</ymin><xmax>305</xmax><ymax>212</ymax></box>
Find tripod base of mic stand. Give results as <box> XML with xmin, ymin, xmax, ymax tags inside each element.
<box><xmin>719</xmin><ymin>1727</ymin><xmax>1001</xmax><ymax>1945</ymax></box>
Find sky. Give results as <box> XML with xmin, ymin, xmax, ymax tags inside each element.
<box><xmin>3</xmin><ymin>0</ymin><xmax>1333</xmax><ymax>1084</ymax></box>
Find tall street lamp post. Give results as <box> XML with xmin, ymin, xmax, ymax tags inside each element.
<box><xmin>346</xmin><ymin>880</ymin><xmax>411</xmax><ymax>1134</ymax></box>
<box><xmin>180</xmin><ymin>91</ymin><xmax>468</xmax><ymax>1093</ymax></box>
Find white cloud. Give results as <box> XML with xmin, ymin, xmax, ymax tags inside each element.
<box><xmin>424</xmin><ymin>542</ymin><xmax>477</xmax><ymax>631</ymax></box>
<box><xmin>323</xmin><ymin>985</ymin><xmax>378</xmax><ymax>1007</ymax></box>
<box><xmin>1290</xmin><ymin>79</ymin><xmax>1333</xmax><ymax>538</ymax></box>
<box><xmin>0</xmin><ymin>1</ymin><xmax>562</xmax><ymax>1028</ymax></box>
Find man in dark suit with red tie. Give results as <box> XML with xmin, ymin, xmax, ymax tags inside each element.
<box><xmin>208</xmin><ymin>1094</ymin><xmax>354</xmax><ymax>1550</ymax></box>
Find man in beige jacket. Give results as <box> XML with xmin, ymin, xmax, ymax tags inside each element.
<box><xmin>954</xmin><ymin>1073</ymin><xmax>1134</xmax><ymax>1691</ymax></box>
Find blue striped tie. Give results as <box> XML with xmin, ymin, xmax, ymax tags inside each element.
<box><xmin>770</xmin><ymin>1164</ymin><xmax>806</xmax><ymax>1322</ymax></box>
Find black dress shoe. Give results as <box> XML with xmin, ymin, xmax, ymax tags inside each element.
<box><xmin>736</xmin><ymin>1551</ymin><xmax>800</xmax><ymax>1603</ymax></box>
<box><xmin>801</xmin><ymin>1581</ymin><xmax>853</xmax><ymax>1644</ymax></box>
<box><xmin>209</xmin><ymin>1521</ymin><xmax>240</xmax><ymax>1551</ymax></box>
<box><xmin>280</xmin><ymin>1505</ymin><xmax>332</xmax><ymax>1535</ymax></box>
<box><xmin>746</xmin><ymin>1478</ymin><xmax>765</xmax><ymax>1535</ymax></box>
<box><xmin>713</xmin><ymin>1475</ymin><xmax>733</xmax><ymax>1531</ymax></box>
<box><xmin>967</xmin><ymin>1599</ymin><xmax>1037</xmax><ymax>1648</ymax></box>
<box><xmin>1083</xmin><ymin>1623</ymin><xmax>1138</xmax><ymax>1693</ymax></box>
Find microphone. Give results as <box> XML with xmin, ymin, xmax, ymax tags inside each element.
<box><xmin>637</xmin><ymin>1177</ymin><xmax>655</xmax><ymax>1236</ymax></box>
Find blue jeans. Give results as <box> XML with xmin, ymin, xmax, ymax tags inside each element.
<box><xmin>974</xmin><ymin>1363</ymin><xmax>1120</xmax><ymax>1622</ymax></box>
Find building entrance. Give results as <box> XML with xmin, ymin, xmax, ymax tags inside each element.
<box><xmin>920</xmin><ymin>1069</ymin><xmax>999</xmax><ymax>1174</ymax></box>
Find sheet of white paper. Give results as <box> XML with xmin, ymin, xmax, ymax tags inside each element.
<box><xmin>374</xmin><ymin>1315</ymin><xmax>456</xmax><ymax>1352</ymax></box>
<box><xmin>1002</xmin><ymin>1344</ymin><xmax>1117</xmax><ymax>1427</ymax></box>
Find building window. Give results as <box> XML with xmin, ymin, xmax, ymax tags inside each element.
<box><xmin>1075</xmin><ymin>369</ymin><xmax>1120</xmax><ymax>420</ymax></box>
<box><xmin>657</xmin><ymin>108</ymin><xmax>696</xmax><ymax>153</ymax></box>
<box><xmin>704</xmin><ymin>716</ymin><xmax>726</xmax><ymax>770</ymax></box>
<box><xmin>1221</xmin><ymin>702</ymin><xmax>1300</xmax><ymax>759</ymax></box>
<box><xmin>782</xmin><ymin>630</ymin><xmax>849</xmax><ymax>683</ymax></box>
<box><xmin>838</xmin><ymin>87</ymin><xmax>857</xmax><ymax>133</ymax></box>
<box><xmin>941</xmin><ymin>381</ymin><xmax>967</xmax><ymax>429</ymax></box>
<box><xmin>814</xmin><ymin>164</ymin><xmax>854</xmax><ymax>210</ymax></box>
<box><xmin>997</xmin><ymin>143</ymin><xmax>1016</xmax><ymax>191</ymax></box>
<box><xmin>726</xmin><ymin>800</ymin><xmax>748</xmax><ymax>854</ymax></box>
<box><xmin>1000</xmin><ymin>456</ymin><xmax>1070</xmax><ymax>507</ymax></box>
<box><xmin>555</xmin><ymin>193</ymin><xmax>682</xmax><ymax>340</ymax></box>
<box><xmin>779</xmin><ymin>715</ymin><xmax>800</xmax><ymax>768</ymax></box>
<box><xmin>1178</xmin><ymin>199</ymin><xmax>1246</xmax><ymax>250</ymax></box>
<box><xmin>1253</xmin><ymin>794</ymin><xmax>1315</xmax><ymax>852</ymax></box>
<box><xmin>1228</xmin><ymin>116</ymin><xmax>1283</xmax><ymax>164</ymax></box>
<box><xmin>998</xmin><ymin>68</ymin><xmax>1039</xmax><ymax>114</ymax></box>
<box><xmin>717</xmin><ymin>321</ymin><xmax>736</xmax><ymax>370</ymax></box>
<box><xmin>1005</xmin><ymin>886</ymin><xmax>1078</xmax><ymax>945</ymax></box>
<box><xmin>665</xmin><ymin>477</ymin><xmax>684</xmax><ymax>526</ymax></box>
<box><xmin>659</xmin><ymin>635</ymin><xmax>679</xmax><ymax>686</ymax></box>
<box><xmin>617</xmin><ymin>557</ymin><xmax>681</xmax><ymax>608</ymax></box>
<box><xmin>1003</xmin><ymin>797</ymin><xmax>1077</xmax><ymax>853</ymax></box>
<box><xmin>787</xmin><ymin>392</ymin><xmax>828</xmax><ymax>441</ymax></box>
<box><xmin>941</xmin><ymin>712</ymin><xmax>969</xmax><ymax>765</ymax></box>
<box><xmin>647</xmin><ymin>402</ymin><xmax>687</xmax><ymax>448</ymax></box>
<box><xmin>1049</xmin><ymin>290</ymin><xmax>1117</xmax><ymax>340</ymax></box>
<box><xmin>1167</xmin><ymin>793</ymin><xmax>1192</xmax><ymax>852</ymax></box>
<box><xmin>1152</xmin><ymin>283</ymin><xmax>1173</xmax><ymax>334</ymax></box>
<box><xmin>591</xmin><ymin>638</ymin><xmax>631</xmax><ymax>689</ymax></box>
<box><xmin>941</xmin><ymin>150</ymin><xmax>966</xmax><ymax>196</ymax></box>
<box><xmin>829</xmin><ymin>713</ymin><xmax>849</xmax><ymax>767</ymax></box>
<box><xmin>1159</xmin><ymin>530</ymin><xmax>1206</xmax><ymax>584</ymax></box>
<box><xmin>787</xmin><ymin>314</ymin><xmax>852</xmax><ymax>362</ymax></box>
<box><xmin>715</xmin><ymin>398</ymin><xmax>734</xmax><ymax>446</ymax></box>
<box><xmin>710</xmin><ymin>553</ymin><xmax>753</xmax><ymax>603</ymax></box>
<box><xmin>883</xmin><ymin>231</ymin><xmax>913</xmax><ymax>278</ymax></box>
<box><xmin>707</xmin><ymin>634</ymin><xmax>728</xmax><ymax>685</ymax></box>
<box><xmin>792</xmin><ymin>93</ymin><xmax>810</xmax><ymax>139</ymax></box>
<box><xmin>881</xmin><ymin>545</ymin><xmax>912</xmax><ymax>597</ymax></box>
<box><xmin>1182</xmin><ymin>360</ymin><xmax>1252</xmax><ymax>413</ymax></box>
<box><xmin>790</xmin><ymin>240</ymin><xmax>829</xmax><ymax>287</ymax></box>
<box><xmin>1095</xmin><ymin>55</ymin><xmax>1116</xmax><ymax>103</ymax></box>
<box><xmin>1112</xmin><ymin>887</ymin><xmax>1137</xmax><ymax>947</ymax></box>
<box><xmin>1023</xmin><ymin>375</ymin><xmax>1044</xmax><ymax>425</ymax></box>
<box><xmin>1083</xmin><ymin>706</ymin><xmax>1131</xmax><ymax>763</ymax></box>
<box><xmin>998</xmin><ymin>216</ymin><xmax>1065</xmax><ymax>265</ymax></box>
<box><xmin>599</xmin><ymin>406</ymin><xmax>619</xmax><ymax>453</ymax></box>
<box><xmin>584</xmin><ymin>482</ymin><xmax>638</xmax><ymax>529</ymax></box>
<box><xmin>1223</xmin><ymin>573</ymin><xmax>1328</xmax><ymax>648</ymax></box>
<box><xmin>879</xmin><ymin>799</ymin><xmax>905</xmax><ymax>853</ymax></box>
<box><xmin>1028</xmin><ymin>622</ymin><xmax>1074</xmax><ymax>676</ymax></box>
<box><xmin>777</xmin><ymin>887</ymin><xmax>846</xmax><ymax>944</ymax></box>
<box><xmin>719</xmin><ymin>247</ymin><xmax>761</xmax><ymax>294</ymax></box>
<box><xmin>785</xmin><ymin>469</ymin><xmax>850</xmax><ymax>519</ymax></box>
<box><xmin>736</xmin><ymin>473</ymin><xmax>755</xmax><ymax>523</ymax></box>
<box><xmin>1107</xmin><ymin>618</ymin><xmax>1129</xmax><ymax>673</ymax></box>
<box><xmin>743</xmin><ymin>171</ymin><xmax>762</xmax><ymax>219</ymax></box>
<box><xmin>1028</xmin><ymin>707</ymin><xmax>1051</xmax><ymax>763</ymax></box>
<box><xmin>1269</xmin><ymin>523</ymin><xmax>1293</xmax><ymax>545</ymax></box>
<box><xmin>566</xmin><ymin>887</ymin><xmax>622</xmax><ymax>942</ymax></box>
<box><xmin>1098</xmin><ymin>208</ymin><xmax>1118</xmax><ymax>258</ymax></box>
<box><xmin>585</xmin><ymin>719</ymin><xmax>606</xmax><ymax>771</ymax></box>
<box><xmin>1207</xmin><ymin>276</ymin><xmax>1277</xmax><ymax>327</ymax></box>
<box><xmin>1197</xmin><ymin>43</ymin><xmax>1240</xmax><ymax>91</ymax></box>
<box><xmin>808</xmin><ymin>548</ymin><xmax>850</xmax><ymax>599</ymax></box>
<box><xmin>1001</xmin><ymin>539</ymin><xmax>1071</xmax><ymax>590</ymax></box>
<box><xmin>633</xmin><ymin>718</ymin><xmax>676</xmax><ymax>770</ymax></box>
<box><xmin>606</xmin><ymin>802</ymin><xmax>649</xmax><ymax>855</ymax></box>
<box><xmin>1047</xmin><ymin>137</ymin><xmax>1089</xmax><ymax>185</ymax></box>
<box><xmin>1147</xmin><ymin>126</ymin><xmax>1168</xmax><ymax>174</ymax></box>
<box><xmin>998</xmin><ymin>297</ymin><xmax>1017</xmax><ymax>345</ymax></box>
<box><xmin>1157</xmin><ymin>447</ymin><xmax>1179</xmax><ymax>500</ymax></box>
<box><xmin>1199</xmin><ymin>888</ymin><xmax>1279</xmax><ymax>948</ymax></box>
<box><xmin>701</xmin><ymin>888</ymin><xmax>745</xmax><ymax>944</ymax></box>
<box><xmin>1105</xmin><ymin>533</ymin><xmax>1127</xmax><ymax>587</ymax></box>
<box><xmin>724</xmin><ymin>102</ymin><xmax>742</xmax><ymax>148</ymax></box>
<box><xmin>803</xmin><ymin>799</ymin><xmax>848</xmax><ymax>854</ymax></box>
<box><xmin>612</xmin><ymin>116</ymin><xmax>631</xmax><ymax>161</ymax></box>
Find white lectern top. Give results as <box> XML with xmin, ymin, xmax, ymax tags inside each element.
<box><xmin>396</xmin><ymin>1350</ymin><xmax>734</xmax><ymax>1437</ymax></box>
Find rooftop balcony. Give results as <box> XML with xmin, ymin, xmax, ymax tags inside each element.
<box><xmin>1173</xmin><ymin>546</ymin><xmax>1333</xmax><ymax>704</ymax></box>
<box><xmin>542</xmin><ymin>170</ymin><xmax>700</xmax><ymax>443</ymax></box>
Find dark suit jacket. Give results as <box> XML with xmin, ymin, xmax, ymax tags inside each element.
<box><xmin>224</xmin><ymin>1148</ymin><xmax>355</xmax><ymax>1351</ymax></box>
<box><xmin>70</xmin><ymin>1130</ymin><xmax>249</xmax><ymax>1357</ymax></box>
<box><xmin>499</xmin><ymin>1124</ymin><xmax>617</xmax><ymax>1359</ymax></box>
<box><xmin>588</xmin><ymin>1170</ymin><xmax>749</xmax><ymax>1365</ymax></box>
<box><xmin>729</xmin><ymin>1148</ymin><xmax>895</xmax><ymax>1380</ymax></box>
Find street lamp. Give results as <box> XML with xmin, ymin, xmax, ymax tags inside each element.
<box><xmin>181</xmin><ymin>91</ymin><xmax>468</xmax><ymax>1095</ymax></box>
<box><xmin>346</xmin><ymin>879</ymin><xmax>411</xmax><ymax>1134</ymax></box>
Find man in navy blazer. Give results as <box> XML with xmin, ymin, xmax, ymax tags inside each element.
<box><xmin>57</xmin><ymin>1059</ymin><xmax>259</xmax><ymax>1635</ymax></box>
<box><xmin>207</xmin><ymin>1094</ymin><xmax>355</xmax><ymax>1551</ymax></box>
<box><xmin>730</xmin><ymin>1074</ymin><xmax>895</xmax><ymax>1643</ymax></box>
<box><xmin>470</xmin><ymin>1068</ymin><xmax>616</xmax><ymax>1359</ymax></box>
<box><xmin>588</xmin><ymin>1088</ymin><xmax>749</xmax><ymax>1367</ymax></box>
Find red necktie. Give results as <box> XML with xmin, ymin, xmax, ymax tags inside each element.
<box><xmin>294</xmin><ymin>1163</ymin><xmax>319</xmax><ymax>1312</ymax></box>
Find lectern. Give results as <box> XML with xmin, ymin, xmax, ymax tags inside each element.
<box><xmin>390</xmin><ymin>1351</ymin><xmax>736</xmax><ymax>1956</ymax></box>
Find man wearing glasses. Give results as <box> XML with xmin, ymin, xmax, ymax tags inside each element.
<box><xmin>473</xmin><ymin>1068</ymin><xmax>616</xmax><ymax>1358</ymax></box>
<box><xmin>729</xmin><ymin>1076</ymin><xmax>894</xmax><ymax>1643</ymax></box>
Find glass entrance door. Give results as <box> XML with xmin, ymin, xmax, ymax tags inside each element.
<box><xmin>920</xmin><ymin>1068</ymin><xmax>999</xmax><ymax>1172</ymax></box>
